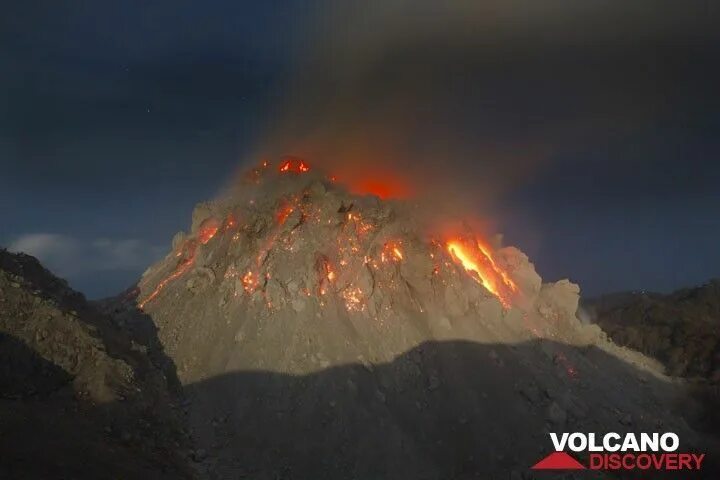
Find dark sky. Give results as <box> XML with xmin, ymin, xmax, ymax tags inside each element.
<box><xmin>2</xmin><ymin>1</ymin><xmax>719</xmax><ymax>298</ymax></box>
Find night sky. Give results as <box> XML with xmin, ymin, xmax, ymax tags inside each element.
<box><xmin>2</xmin><ymin>1</ymin><xmax>719</xmax><ymax>299</ymax></box>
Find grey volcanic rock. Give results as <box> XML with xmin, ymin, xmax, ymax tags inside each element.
<box><xmin>0</xmin><ymin>250</ymin><xmax>192</xmax><ymax>479</ymax></box>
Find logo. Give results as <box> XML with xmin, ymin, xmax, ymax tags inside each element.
<box><xmin>532</xmin><ymin>432</ymin><xmax>706</xmax><ymax>472</ymax></box>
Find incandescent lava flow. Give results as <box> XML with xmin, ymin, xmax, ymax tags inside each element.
<box><xmin>446</xmin><ymin>238</ymin><xmax>518</xmax><ymax>308</ymax></box>
<box><xmin>138</xmin><ymin>217</ymin><xmax>220</xmax><ymax>309</ymax></box>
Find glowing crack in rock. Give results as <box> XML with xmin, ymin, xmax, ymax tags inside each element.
<box><xmin>275</xmin><ymin>201</ymin><xmax>295</xmax><ymax>225</ymax></box>
<box><xmin>381</xmin><ymin>241</ymin><xmax>404</xmax><ymax>263</ymax></box>
<box><xmin>197</xmin><ymin>223</ymin><xmax>219</xmax><ymax>245</ymax></box>
<box><xmin>446</xmin><ymin>238</ymin><xmax>518</xmax><ymax>308</ymax></box>
<box><xmin>138</xmin><ymin>219</ymin><xmax>220</xmax><ymax>309</ymax></box>
<box><xmin>316</xmin><ymin>257</ymin><xmax>336</xmax><ymax>295</ymax></box>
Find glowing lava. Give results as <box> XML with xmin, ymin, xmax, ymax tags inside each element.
<box><xmin>198</xmin><ymin>224</ymin><xmax>219</xmax><ymax>244</ymax></box>
<box><xmin>275</xmin><ymin>201</ymin><xmax>295</xmax><ymax>225</ymax></box>
<box><xmin>342</xmin><ymin>286</ymin><xmax>365</xmax><ymax>312</ymax></box>
<box><xmin>446</xmin><ymin>238</ymin><xmax>518</xmax><ymax>308</ymax></box>
<box><xmin>381</xmin><ymin>241</ymin><xmax>404</xmax><ymax>263</ymax></box>
<box><xmin>242</xmin><ymin>270</ymin><xmax>259</xmax><ymax>293</ymax></box>
<box><xmin>138</xmin><ymin>219</ymin><xmax>220</xmax><ymax>309</ymax></box>
<box><xmin>314</xmin><ymin>255</ymin><xmax>337</xmax><ymax>296</ymax></box>
<box><xmin>278</xmin><ymin>157</ymin><xmax>311</xmax><ymax>174</ymax></box>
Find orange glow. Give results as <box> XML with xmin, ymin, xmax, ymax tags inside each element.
<box><xmin>347</xmin><ymin>178</ymin><xmax>411</xmax><ymax>199</ymax></box>
<box><xmin>446</xmin><ymin>238</ymin><xmax>517</xmax><ymax>308</ymax></box>
<box><xmin>276</xmin><ymin>202</ymin><xmax>295</xmax><ymax>225</ymax></box>
<box><xmin>476</xmin><ymin>238</ymin><xmax>517</xmax><ymax>295</ymax></box>
<box><xmin>278</xmin><ymin>157</ymin><xmax>311</xmax><ymax>174</ymax></box>
<box><xmin>139</xmin><ymin>219</ymin><xmax>221</xmax><ymax>309</ymax></box>
<box><xmin>224</xmin><ymin>213</ymin><xmax>238</xmax><ymax>230</ymax></box>
<box><xmin>139</xmin><ymin>241</ymin><xmax>198</xmax><ymax>309</ymax></box>
<box><xmin>325</xmin><ymin>260</ymin><xmax>336</xmax><ymax>283</ymax></box>
<box><xmin>316</xmin><ymin>257</ymin><xmax>336</xmax><ymax>295</ymax></box>
<box><xmin>381</xmin><ymin>241</ymin><xmax>404</xmax><ymax>263</ymax></box>
<box><xmin>242</xmin><ymin>271</ymin><xmax>258</xmax><ymax>293</ymax></box>
<box><xmin>342</xmin><ymin>286</ymin><xmax>365</xmax><ymax>312</ymax></box>
<box><xmin>197</xmin><ymin>218</ymin><xmax>220</xmax><ymax>245</ymax></box>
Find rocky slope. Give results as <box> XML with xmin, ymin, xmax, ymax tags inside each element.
<box><xmin>584</xmin><ymin>281</ymin><xmax>720</xmax><ymax>438</ymax></box>
<box><xmin>0</xmin><ymin>249</ymin><xmax>192</xmax><ymax>479</ymax></box>
<box><xmin>584</xmin><ymin>280</ymin><xmax>720</xmax><ymax>380</ymax></box>
<box><xmin>105</xmin><ymin>161</ymin><xmax>718</xmax><ymax>479</ymax></box>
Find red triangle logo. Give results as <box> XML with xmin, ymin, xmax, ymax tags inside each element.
<box><xmin>531</xmin><ymin>451</ymin><xmax>586</xmax><ymax>470</ymax></box>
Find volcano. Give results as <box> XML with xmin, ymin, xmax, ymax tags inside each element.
<box><xmin>104</xmin><ymin>161</ymin><xmax>716</xmax><ymax>478</ymax></box>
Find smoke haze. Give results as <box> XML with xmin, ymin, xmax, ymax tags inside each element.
<box><xmin>249</xmin><ymin>0</ymin><xmax>717</xmax><ymax>216</ymax></box>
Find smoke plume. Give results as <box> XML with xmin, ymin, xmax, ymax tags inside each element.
<box><xmin>240</xmin><ymin>0</ymin><xmax>716</xmax><ymax>220</ymax></box>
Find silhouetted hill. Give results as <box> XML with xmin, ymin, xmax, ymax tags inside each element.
<box><xmin>0</xmin><ymin>249</ymin><xmax>192</xmax><ymax>479</ymax></box>
<box><xmin>585</xmin><ymin>280</ymin><xmax>720</xmax><ymax>380</ymax></box>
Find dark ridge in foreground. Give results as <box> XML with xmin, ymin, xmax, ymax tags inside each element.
<box><xmin>180</xmin><ymin>339</ymin><xmax>720</xmax><ymax>479</ymax></box>
<box><xmin>1</xmin><ymin>247</ymin><xmax>719</xmax><ymax>478</ymax></box>
<box><xmin>0</xmin><ymin>249</ymin><xmax>192</xmax><ymax>479</ymax></box>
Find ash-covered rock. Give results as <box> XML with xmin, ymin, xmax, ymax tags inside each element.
<box><xmin>0</xmin><ymin>249</ymin><xmax>192</xmax><ymax>479</ymax></box>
